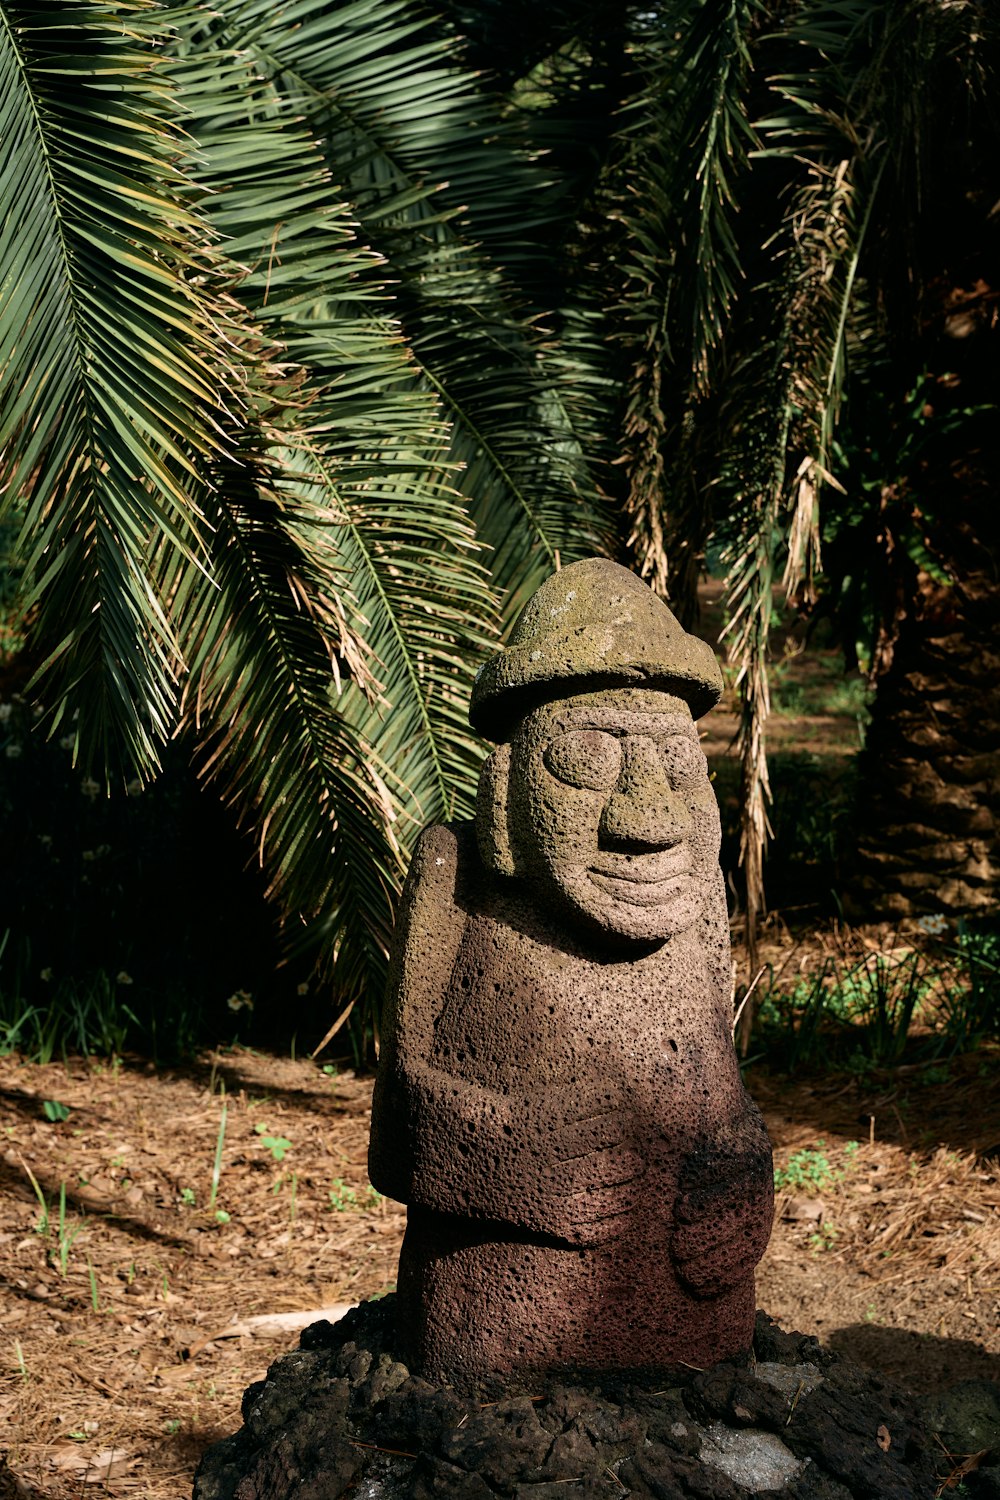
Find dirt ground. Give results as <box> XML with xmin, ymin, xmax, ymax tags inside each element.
<box><xmin>0</xmin><ymin>1039</ymin><xmax>997</xmax><ymax>1500</ymax></box>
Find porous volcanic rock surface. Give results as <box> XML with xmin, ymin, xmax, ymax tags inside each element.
<box><xmin>193</xmin><ymin>1299</ymin><xmax>947</xmax><ymax>1499</ymax></box>
<box><xmin>370</xmin><ymin>561</ymin><xmax>773</xmax><ymax>1386</ymax></box>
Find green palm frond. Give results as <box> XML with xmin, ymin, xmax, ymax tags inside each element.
<box><xmin>617</xmin><ymin>0</ymin><xmax>762</xmax><ymax>609</ymax></box>
<box><xmin>162</xmin><ymin>36</ymin><xmax>500</xmax><ymax>997</ymax></box>
<box><xmin>421</xmin><ymin>317</ymin><xmax>615</xmax><ymax>628</ymax></box>
<box><xmin>175</xmin><ymin>0</ymin><xmax>614</xmax><ymax>630</ymax></box>
<box><xmin>716</xmin><ymin>0</ymin><xmax>1000</xmax><ymax>951</ymax></box>
<box><xmin>328</xmin><ymin>468</ymin><xmax>497</xmax><ymax>838</ymax></box>
<box><xmin>756</xmin><ymin>0</ymin><xmax>1000</xmax><ymax>598</ymax></box>
<box><xmin>243</xmin><ymin>0</ymin><xmax>548</xmax><ymax>273</ymax></box>
<box><xmin>22</xmin><ymin>0</ymin><xmax>982</xmax><ymax>1018</ymax></box>
<box><xmin>173</xmin><ymin>416</ymin><xmax>405</xmax><ymax>1005</ymax></box>
<box><xmin>0</xmin><ymin>0</ymin><xmax>229</xmax><ymax>778</ymax></box>
<box><xmin>670</xmin><ymin>0</ymin><xmax>763</xmax><ymax>389</ymax></box>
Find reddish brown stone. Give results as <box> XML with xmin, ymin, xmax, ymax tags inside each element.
<box><xmin>369</xmin><ymin>559</ymin><xmax>774</xmax><ymax>1388</ymax></box>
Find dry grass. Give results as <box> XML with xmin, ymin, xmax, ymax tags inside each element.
<box><xmin>0</xmin><ymin>1044</ymin><xmax>998</xmax><ymax>1497</ymax></box>
<box><xmin>0</xmin><ymin>1050</ymin><xmax>402</xmax><ymax>1498</ymax></box>
<box><xmin>753</xmin><ymin>1050</ymin><xmax>1000</xmax><ymax>1389</ymax></box>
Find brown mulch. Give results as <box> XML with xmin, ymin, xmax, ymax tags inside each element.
<box><xmin>0</xmin><ymin>1051</ymin><xmax>403</xmax><ymax>1498</ymax></box>
<box><xmin>0</xmin><ymin>1045</ymin><xmax>998</xmax><ymax>1499</ymax></box>
<box><xmin>751</xmin><ymin>1048</ymin><xmax>1000</xmax><ymax>1394</ymax></box>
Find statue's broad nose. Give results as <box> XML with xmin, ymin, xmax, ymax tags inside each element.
<box><xmin>599</xmin><ymin>737</ymin><xmax>691</xmax><ymax>848</ymax></box>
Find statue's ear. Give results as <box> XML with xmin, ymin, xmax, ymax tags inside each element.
<box><xmin>475</xmin><ymin>743</ymin><xmax>516</xmax><ymax>877</ymax></box>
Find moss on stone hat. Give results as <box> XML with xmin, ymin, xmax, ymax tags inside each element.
<box><xmin>470</xmin><ymin>557</ymin><xmax>724</xmax><ymax>741</ymax></box>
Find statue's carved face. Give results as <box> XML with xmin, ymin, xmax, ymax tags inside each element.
<box><xmin>509</xmin><ymin>688</ymin><xmax>720</xmax><ymax>942</ymax></box>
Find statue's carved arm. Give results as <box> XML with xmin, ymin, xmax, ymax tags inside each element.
<box><xmin>670</xmin><ymin>1100</ymin><xmax>775</xmax><ymax>1297</ymax></box>
<box><xmin>399</xmin><ymin>1061</ymin><xmax>646</xmax><ymax>1247</ymax></box>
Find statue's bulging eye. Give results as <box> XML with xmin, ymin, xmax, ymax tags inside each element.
<box><xmin>656</xmin><ymin>735</ymin><xmax>706</xmax><ymax>787</ymax></box>
<box><xmin>543</xmin><ymin>730</ymin><xmax>622</xmax><ymax>790</ymax></box>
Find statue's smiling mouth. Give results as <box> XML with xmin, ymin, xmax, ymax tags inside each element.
<box><xmin>587</xmin><ymin>850</ymin><xmax>692</xmax><ymax>904</ymax></box>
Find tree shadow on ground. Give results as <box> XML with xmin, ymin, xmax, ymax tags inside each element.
<box><xmin>828</xmin><ymin>1322</ymin><xmax>1000</xmax><ymax>1394</ymax></box>
<box><xmin>0</xmin><ymin>1152</ymin><xmax>194</xmax><ymax>1250</ymax></box>
<box><xmin>167</xmin><ymin>1050</ymin><xmax>367</xmax><ymax>1120</ymax></box>
<box><xmin>749</xmin><ymin>1048</ymin><xmax>1000</xmax><ymax>1160</ymax></box>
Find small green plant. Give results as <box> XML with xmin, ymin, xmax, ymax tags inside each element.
<box><xmin>53</xmin><ymin>1182</ymin><xmax>84</xmax><ymax>1276</ymax></box>
<box><xmin>917</xmin><ymin>1065</ymin><xmax>951</xmax><ymax>1086</ymax></box>
<box><xmin>938</xmin><ymin>921</ymin><xmax>1000</xmax><ymax>1053</ymax></box>
<box><xmin>180</xmin><ymin>1187</ymin><xmax>196</xmax><ymax>1206</ymax></box>
<box><xmin>846</xmin><ymin>949</ymin><xmax>932</xmax><ymax>1063</ymax></box>
<box><xmin>758</xmin><ymin>939</ymin><xmax>940</xmax><ymax>1069</ymax></box>
<box><xmin>270</xmin><ymin>1169</ymin><xmax>299</xmax><ymax>1218</ymax></box>
<box><xmin>86</xmin><ymin>1257</ymin><xmax>101</xmax><ymax>1313</ymax></box>
<box><xmin>214</xmin><ymin>1209</ymin><xmax>231</xmax><ymax>1224</ymax></box>
<box><xmin>809</xmin><ymin>1220</ymin><xmax>838</xmax><ymax>1253</ymax></box>
<box><xmin>774</xmin><ymin>1143</ymin><xmax>837</xmax><ymax>1193</ymax></box>
<box><xmin>327</xmin><ymin>1179</ymin><xmax>384</xmax><ymax>1212</ymax></box>
<box><xmin>775</xmin><ymin>1139</ymin><xmax>860</xmax><ymax>1193</ymax></box>
<box><xmin>30</xmin><ymin>971</ymin><xmax>132</xmax><ymax>1061</ymax></box>
<box><xmin>328</xmin><ymin>1179</ymin><xmax>358</xmax><ymax>1211</ymax></box>
<box><xmin>209</xmin><ymin>1103</ymin><xmax>227</xmax><ymax>1211</ymax></box>
<box><xmin>0</xmin><ymin>1005</ymin><xmax>43</xmax><ymax>1057</ymax></box>
<box><xmin>42</xmin><ymin>1099</ymin><xmax>71</xmax><ymax>1122</ymax></box>
<box><xmin>18</xmin><ymin>1154</ymin><xmax>53</xmax><ymax>1236</ymax></box>
<box><xmin>163</xmin><ymin>1419</ymin><xmax>181</xmax><ymax>1435</ymax></box>
<box><xmin>755</xmin><ymin>959</ymin><xmax>850</xmax><ymax>1069</ymax></box>
<box><xmin>13</xmin><ymin>1338</ymin><xmax>28</xmax><ymax>1381</ymax></box>
<box><xmin>842</xmin><ymin>1047</ymin><xmax>876</xmax><ymax>1079</ymax></box>
<box><xmin>254</xmin><ymin>1124</ymin><xmax>292</xmax><ymax>1162</ymax></box>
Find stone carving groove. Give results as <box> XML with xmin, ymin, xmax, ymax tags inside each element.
<box><xmin>369</xmin><ymin>558</ymin><xmax>774</xmax><ymax>1388</ymax></box>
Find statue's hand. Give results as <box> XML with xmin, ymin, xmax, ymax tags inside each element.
<box><xmin>670</xmin><ymin>1111</ymin><xmax>774</xmax><ymax>1297</ymax></box>
<box><xmin>536</xmin><ymin>1087</ymin><xmax>646</xmax><ymax>1247</ymax></box>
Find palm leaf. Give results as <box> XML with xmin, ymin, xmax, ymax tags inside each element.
<box><xmin>173</xmin><ymin>0</ymin><xmax>614</xmax><ymax>630</ymax></box>
<box><xmin>0</xmin><ymin>0</ymin><xmax>229</xmax><ymax>777</ymax></box>
<box><xmin>717</xmin><ymin>0</ymin><xmax>1000</xmax><ymax>955</ymax></box>
<box><xmin>173</xmin><ymin>415</ymin><xmax>406</xmax><ymax>1007</ymax></box>
<box><xmin>161</xmin><ymin>39</ymin><xmax>500</xmax><ymax>1006</ymax></box>
<box><xmin>616</xmin><ymin>0</ymin><xmax>763</xmax><ymax>610</ymax></box>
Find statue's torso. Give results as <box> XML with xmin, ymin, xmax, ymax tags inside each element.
<box><xmin>372</xmin><ymin>821</ymin><xmax>774</xmax><ymax>1385</ymax></box>
<box><xmin>429</xmin><ymin>890</ymin><xmax>744</xmax><ymax>1170</ymax></box>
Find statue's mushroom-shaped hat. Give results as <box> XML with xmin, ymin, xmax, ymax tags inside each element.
<box><xmin>470</xmin><ymin>557</ymin><xmax>724</xmax><ymax>742</ymax></box>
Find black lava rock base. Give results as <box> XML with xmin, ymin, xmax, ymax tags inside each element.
<box><xmin>193</xmin><ymin>1299</ymin><xmax>960</xmax><ymax>1498</ymax></box>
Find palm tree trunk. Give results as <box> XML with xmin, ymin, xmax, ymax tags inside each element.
<box><xmin>850</xmin><ymin>489</ymin><xmax>1000</xmax><ymax>920</ymax></box>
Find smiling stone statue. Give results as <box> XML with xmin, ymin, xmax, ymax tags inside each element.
<box><xmin>369</xmin><ymin>558</ymin><xmax>774</xmax><ymax>1388</ymax></box>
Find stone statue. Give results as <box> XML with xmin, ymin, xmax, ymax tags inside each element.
<box><xmin>369</xmin><ymin>558</ymin><xmax>773</xmax><ymax>1389</ymax></box>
